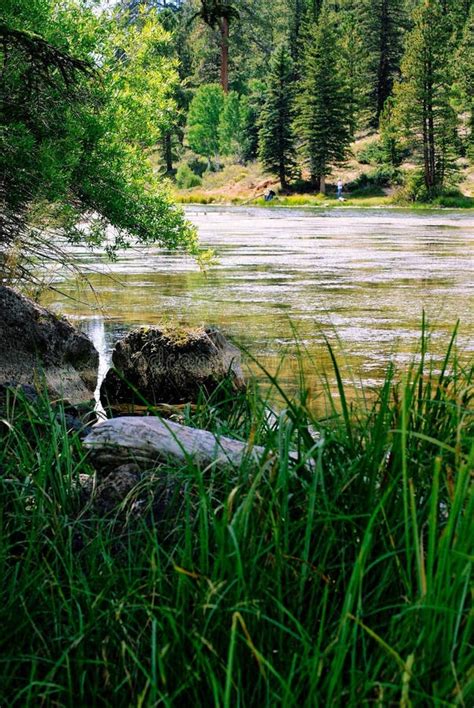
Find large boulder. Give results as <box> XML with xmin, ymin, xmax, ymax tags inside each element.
<box><xmin>0</xmin><ymin>285</ymin><xmax>98</xmax><ymax>403</ymax></box>
<box><xmin>100</xmin><ymin>326</ymin><xmax>245</xmax><ymax>407</ymax></box>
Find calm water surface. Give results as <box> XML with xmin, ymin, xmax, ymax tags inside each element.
<box><xmin>42</xmin><ymin>206</ymin><xmax>474</xmax><ymax>394</ymax></box>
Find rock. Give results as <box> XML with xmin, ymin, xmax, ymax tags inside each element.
<box><xmin>59</xmin><ymin>401</ymin><xmax>97</xmax><ymax>438</ymax></box>
<box><xmin>78</xmin><ymin>472</ymin><xmax>96</xmax><ymax>505</ymax></box>
<box><xmin>100</xmin><ymin>326</ymin><xmax>245</xmax><ymax>407</ymax></box>
<box><xmin>94</xmin><ymin>464</ymin><xmax>141</xmax><ymax>513</ymax></box>
<box><xmin>0</xmin><ymin>286</ymin><xmax>98</xmax><ymax>403</ymax></box>
<box><xmin>79</xmin><ymin>464</ymin><xmax>185</xmax><ymax>523</ymax></box>
<box><xmin>0</xmin><ymin>382</ymin><xmax>39</xmax><ymax>407</ymax></box>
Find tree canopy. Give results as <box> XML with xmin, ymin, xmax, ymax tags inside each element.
<box><xmin>1</xmin><ymin>0</ymin><xmax>199</xmax><ymax>284</ymax></box>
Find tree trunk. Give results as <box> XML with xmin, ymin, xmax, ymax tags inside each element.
<box><xmin>319</xmin><ymin>174</ymin><xmax>326</xmax><ymax>194</ymax></box>
<box><xmin>310</xmin><ymin>175</ymin><xmax>319</xmax><ymax>192</ymax></box>
<box><xmin>82</xmin><ymin>416</ymin><xmax>305</xmax><ymax>473</ymax></box>
<box><xmin>279</xmin><ymin>163</ymin><xmax>287</xmax><ymax>191</ymax></box>
<box><xmin>220</xmin><ymin>17</ymin><xmax>229</xmax><ymax>94</ymax></box>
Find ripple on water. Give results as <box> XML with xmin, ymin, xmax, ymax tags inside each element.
<box><xmin>42</xmin><ymin>206</ymin><xmax>474</xmax><ymax>394</ymax></box>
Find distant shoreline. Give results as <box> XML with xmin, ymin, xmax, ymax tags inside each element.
<box><xmin>175</xmin><ymin>194</ymin><xmax>474</xmax><ymax>210</ymax></box>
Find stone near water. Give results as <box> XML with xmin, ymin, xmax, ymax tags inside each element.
<box><xmin>100</xmin><ymin>325</ymin><xmax>245</xmax><ymax>407</ymax></box>
<box><xmin>0</xmin><ymin>286</ymin><xmax>98</xmax><ymax>403</ymax></box>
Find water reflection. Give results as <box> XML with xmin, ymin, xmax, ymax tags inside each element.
<box><xmin>42</xmin><ymin>207</ymin><xmax>474</xmax><ymax>393</ymax></box>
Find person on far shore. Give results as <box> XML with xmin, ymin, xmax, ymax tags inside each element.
<box><xmin>337</xmin><ymin>178</ymin><xmax>343</xmax><ymax>200</ymax></box>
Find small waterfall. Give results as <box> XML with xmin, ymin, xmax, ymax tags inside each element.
<box><xmin>80</xmin><ymin>316</ymin><xmax>111</xmax><ymax>414</ymax></box>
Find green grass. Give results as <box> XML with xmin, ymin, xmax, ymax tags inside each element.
<box><xmin>174</xmin><ymin>188</ymin><xmax>473</xmax><ymax>209</ymax></box>
<box><xmin>430</xmin><ymin>194</ymin><xmax>474</xmax><ymax>208</ymax></box>
<box><xmin>0</xmin><ymin>329</ymin><xmax>473</xmax><ymax>706</ymax></box>
<box><xmin>175</xmin><ymin>192</ymin><xmax>395</xmax><ymax>208</ymax></box>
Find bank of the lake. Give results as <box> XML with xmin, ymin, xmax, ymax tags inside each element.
<box><xmin>175</xmin><ymin>191</ymin><xmax>474</xmax><ymax>209</ymax></box>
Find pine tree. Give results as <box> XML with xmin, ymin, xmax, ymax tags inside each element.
<box><xmin>358</xmin><ymin>0</ymin><xmax>406</xmax><ymax>124</ymax></box>
<box><xmin>240</xmin><ymin>79</ymin><xmax>266</xmax><ymax>161</ymax></box>
<box><xmin>190</xmin><ymin>1</ymin><xmax>240</xmax><ymax>93</ymax></box>
<box><xmin>394</xmin><ymin>0</ymin><xmax>458</xmax><ymax>193</ymax></box>
<box><xmin>455</xmin><ymin>6</ymin><xmax>474</xmax><ymax>153</ymax></box>
<box><xmin>338</xmin><ymin>4</ymin><xmax>368</xmax><ymax>133</ymax></box>
<box><xmin>380</xmin><ymin>96</ymin><xmax>403</xmax><ymax>165</ymax></box>
<box><xmin>258</xmin><ymin>44</ymin><xmax>297</xmax><ymax>190</ymax></box>
<box><xmin>288</xmin><ymin>0</ymin><xmax>323</xmax><ymax>64</ymax></box>
<box><xmin>295</xmin><ymin>7</ymin><xmax>352</xmax><ymax>193</ymax></box>
<box><xmin>289</xmin><ymin>0</ymin><xmax>307</xmax><ymax>64</ymax></box>
<box><xmin>443</xmin><ymin>0</ymin><xmax>473</xmax><ymax>34</ymax></box>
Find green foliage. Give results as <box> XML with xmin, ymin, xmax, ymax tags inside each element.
<box><xmin>258</xmin><ymin>44</ymin><xmax>297</xmax><ymax>190</ymax></box>
<box><xmin>175</xmin><ymin>162</ymin><xmax>203</xmax><ymax>188</ymax></box>
<box><xmin>337</xmin><ymin>6</ymin><xmax>368</xmax><ymax>132</ymax></box>
<box><xmin>186</xmin><ymin>83</ymin><xmax>224</xmax><ymax>160</ymax></box>
<box><xmin>0</xmin><ymin>0</ymin><xmax>200</xmax><ymax>283</ymax></box>
<box><xmin>357</xmin><ymin>0</ymin><xmax>407</xmax><ymax>124</ymax></box>
<box><xmin>0</xmin><ymin>330</ymin><xmax>472</xmax><ymax>704</ymax></box>
<box><xmin>379</xmin><ymin>95</ymin><xmax>405</xmax><ymax>166</ymax></box>
<box><xmin>455</xmin><ymin>6</ymin><xmax>474</xmax><ymax>154</ymax></box>
<box><xmin>349</xmin><ymin>165</ymin><xmax>403</xmax><ymax>191</ymax></box>
<box><xmin>295</xmin><ymin>7</ymin><xmax>352</xmax><ymax>192</ymax></box>
<box><xmin>393</xmin><ymin>1</ymin><xmax>458</xmax><ymax>194</ymax></box>
<box><xmin>357</xmin><ymin>116</ymin><xmax>405</xmax><ymax>169</ymax></box>
<box><xmin>394</xmin><ymin>169</ymin><xmax>471</xmax><ymax>205</ymax></box>
<box><xmin>395</xmin><ymin>169</ymin><xmax>431</xmax><ymax>202</ymax></box>
<box><xmin>187</xmin><ymin>154</ymin><xmax>209</xmax><ymax>176</ymax></box>
<box><xmin>218</xmin><ymin>90</ymin><xmax>245</xmax><ymax>158</ymax></box>
<box><xmin>143</xmin><ymin>0</ymin><xmax>471</xmax><ymax>200</ymax></box>
<box><xmin>394</xmin><ymin>184</ymin><xmax>474</xmax><ymax>207</ymax></box>
<box><xmin>240</xmin><ymin>79</ymin><xmax>266</xmax><ymax>161</ymax></box>
<box><xmin>357</xmin><ymin>140</ymin><xmax>387</xmax><ymax>165</ymax></box>
<box><xmin>431</xmin><ymin>192</ymin><xmax>474</xmax><ymax>207</ymax></box>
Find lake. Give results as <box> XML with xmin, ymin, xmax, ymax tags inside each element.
<box><xmin>42</xmin><ymin>206</ymin><xmax>474</xmax><ymax>398</ymax></box>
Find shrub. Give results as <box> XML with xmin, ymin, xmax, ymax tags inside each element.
<box><xmin>394</xmin><ymin>170</ymin><xmax>430</xmax><ymax>203</ymax></box>
<box><xmin>348</xmin><ymin>165</ymin><xmax>402</xmax><ymax>191</ymax></box>
<box><xmin>175</xmin><ymin>163</ymin><xmax>202</xmax><ymax>189</ymax></box>
<box><xmin>187</xmin><ymin>156</ymin><xmax>208</xmax><ymax>177</ymax></box>
<box><xmin>357</xmin><ymin>140</ymin><xmax>387</xmax><ymax>165</ymax></box>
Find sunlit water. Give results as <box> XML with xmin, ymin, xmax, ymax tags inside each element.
<box><xmin>42</xmin><ymin>206</ymin><xmax>474</xmax><ymax>397</ymax></box>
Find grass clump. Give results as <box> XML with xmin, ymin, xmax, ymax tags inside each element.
<box><xmin>174</xmin><ymin>192</ymin><xmax>217</xmax><ymax>204</ymax></box>
<box><xmin>394</xmin><ymin>170</ymin><xmax>474</xmax><ymax>207</ymax></box>
<box><xmin>175</xmin><ymin>163</ymin><xmax>202</xmax><ymax>190</ymax></box>
<box><xmin>0</xmin><ymin>329</ymin><xmax>472</xmax><ymax>706</ymax></box>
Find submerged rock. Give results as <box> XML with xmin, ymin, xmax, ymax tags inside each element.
<box><xmin>0</xmin><ymin>285</ymin><xmax>98</xmax><ymax>403</ymax></box>
<box><xmin>100</xmin><ymin>325</ymin><xmax>245</xmax><ymax>407</ymax></box>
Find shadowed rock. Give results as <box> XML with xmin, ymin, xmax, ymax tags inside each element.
<box><xmin>100</xmin><ymin>325</ymin><xmax>245</xmax><ymax>406</ymax></box>
<box><xmin>0</xmin><ymin>285</ymin><xmax>98</xmax><ymax>403</ymax></box>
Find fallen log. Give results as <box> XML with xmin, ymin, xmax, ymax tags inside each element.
<box><xmin>83</xmin><ymin>416</ymin><xmax>273</xmax><ymax>474</ymax></box>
